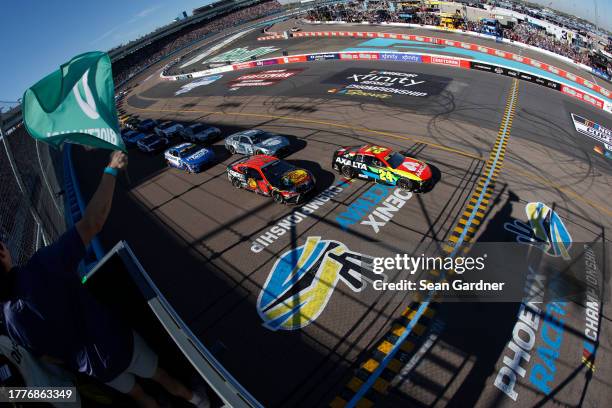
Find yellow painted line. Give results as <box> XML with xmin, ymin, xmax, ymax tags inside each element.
<box><xmin>378</xmin><ymin>341</ymin><xmax>393</xmax><ymax>354</ymax></box>
<box><xmin>442</xmin><ymin>244</ymin><xmax>454</xmax><ymax>253</ymax></box>
<box><xmin>391</xmin><ymin>325</ymin><xmax>405</xmax><ymax>337</ymax></box>
<box><xmin>469</xmin><ymin>218</ymin><xmax>482</xmax><ymax>226</ymax></box>
<box><xmin>363</xmin><ymin>359</ymin><xmax>379</xmax><ymax>373</ymax></box>
<box><xmin>403</xmin><ymin>306</ymin><xmax>435</xmax><ymax>319</ymax></box>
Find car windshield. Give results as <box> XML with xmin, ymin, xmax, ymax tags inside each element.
<box><xmin>191</xmin><ymin>125</ymin><xmax>206</xmax><ymax>133</ymax></box>
<box><xmin>385</xmin><ymin>151</ymin><xmax>405</xmax><ymax>169</ymax></box>
<box><xmin>161</xmin><ymin>122</ymin><xmax>174</xmax><ymax>129</ymax></box>
<box><xmin>261</xmin><ymin>160</ymin><xmax>295</xmax><ymax>188</ymax></box>
<box><xmin>179</xmin><ymin>145</ymin><xmax>201</xmax><ymax>157</ymax></box>
<box><xmin>247</xmin><ymin>131</ymin><xmax>267</xmax><ymax>144</ymax></box>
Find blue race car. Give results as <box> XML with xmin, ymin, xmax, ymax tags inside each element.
<box><xmin>121</xmin><ymin>129</ymin><xmax>147</xmax><ymax>147</ymax></box>
<box><xmin>137</xmin><ymin>134</ymin><xmax>169</xmax><ymax>153</ymax></box>
<box><xmin>164</xmin><ymin>143</ymin><xmax>214</xmax><ymax>173</ymax></box>
<box><xmin>138</xmin><ymin>118</ymin><xmax>158</xmax><ymax>132</ymax></box>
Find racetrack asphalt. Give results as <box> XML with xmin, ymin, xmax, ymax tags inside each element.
<box><xmin>74</xmin><ymin>22</ymin><xmax>612</xmax><ymax>407</ymax></box>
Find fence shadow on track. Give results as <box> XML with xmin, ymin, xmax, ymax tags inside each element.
<box><xmin>72</xmin><ymin>142</ymin><xmax>351</xmax><ymax>407</ymax></box>
<box><xmin>71</xmin><ymin>116</ymin><xmax>504</xmax><ymax>407</ymax></box>
<box><xmin>72</xmin><ymin>120</ymin><xmax>408</xmax><ymax>407</ymax></box>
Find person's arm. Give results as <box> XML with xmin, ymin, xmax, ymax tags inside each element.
<box><xmin>76</xmin><ymin>151</ymin><xmax>128</xmax><ymax>246</ymax></box>
<box><xmin>0</xmin><ymin>241</ymin><xmax>12</xmax><ymax>273</ymax></box>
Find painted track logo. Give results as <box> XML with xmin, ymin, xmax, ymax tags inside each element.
<box><xmin>257</xmin><ymin>237</ymin><xmax>381</xmax><ymax>331</ymax></box>
<box><xmin>72</xmin><ymin>69</ymin><xmax>99</xmax><ymax>120</ymax></box>
<box><xmin>504</xmin><ymin>202</ymin><xmax>572</xmax><ymax>259</ymax></box>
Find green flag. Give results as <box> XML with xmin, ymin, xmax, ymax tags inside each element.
<box><xmin>23</xmin><ymin>51</ymin><xmax>126</xmax><ymax>151</ymax></box>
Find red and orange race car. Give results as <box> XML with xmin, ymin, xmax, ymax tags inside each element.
<box><xmin>226</xmin><ymin>155</ymin><xmax>315</xmax><ymax>204</ymax></box>
<box><xmin>332</xmin><ymin>144</ymin><xmax>433</xmax><ymax>191</ymax></box>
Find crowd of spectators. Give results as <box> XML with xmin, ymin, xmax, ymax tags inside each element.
<box><xmin>306</xmin><ymin>1</ymin><xmax>400</xmax><ymax>24</ymax></box>
<box><xmin>112</xmin><ymin>1</ymin><xmax>282</xmax><ymax>85</ymax></box>
<box><xmin>502</xmin><ymin>22</ymin><xmax>591</xmax><ymax>65</ymax></box>
<box><xmin>304</xmin><ymin>1</ymin><xmax>610</xmax><ymax>76</ymax></box>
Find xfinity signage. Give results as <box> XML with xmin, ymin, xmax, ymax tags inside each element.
<box><xmin>379</xmin><ymin>53</ymin><xmax>422</xmax><ymax>63</ymax></box>
<box><xmin>324</xmin><ymin>68</ymin><xmax>447</xmax><ymax>98</ymax></box>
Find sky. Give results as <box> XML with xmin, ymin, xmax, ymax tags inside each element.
<box><xmin>0</xmin><ymin>0</ymin><xmax>610</xmax><ymax>103</ymax></box>
<box><xmin>0</xmin><ymin>0</ymin><xmax>217</xmax><ymax>102</ymax></box>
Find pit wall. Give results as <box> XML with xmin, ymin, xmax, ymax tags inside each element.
<box><xmin>160</xmin><ymin>49</ymin><xmax>612</xmax><ymax>115</ymax></box>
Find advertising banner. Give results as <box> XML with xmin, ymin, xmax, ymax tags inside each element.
<box><xmin>379</xmin><ymin>53</ymin><xmax>422</xmax><ymax>63</ymax></box>
<box><xmin>570</xmin><ymin>113</ymin><xmax>612</xmax><ymax>150</ymax></box>
<box><xmin>470</xmin><ymin>62</ymin><xmax>561</xmax><ymax>91</ymax></box>
<box><xmin>255</xmin><ymin>59</ymin><xmax>279</xmax><ymax>67</ymax></box>
<box><xmin>561</xmin><ymin>85</ymin><xmax>604</xmax><ymax>109</ymax></box>
<box><xmin>283</xmin><ymin>55</ymin><xmax>308</xmax><ymax>63</ymax></box>
<box><xmin>426</xmin><ymin>55</ymin><xmax>469</xmax><ymax>68</ymax></box>
<box><xmin>307</xmin><ymin>53</ymin><xmax>340</xmax><ymax>61</ymax></box>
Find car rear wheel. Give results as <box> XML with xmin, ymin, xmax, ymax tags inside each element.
<box><xmin>228</xmin><ymin>145</ymin><xmax>236</xmax><ymax>154</ymax></box>
<box><xmin>231</xmin><ymin>177</ymin><xmax>242</xmax><ymax>188</ymax></box>
<box><xmin>341</xmin><ymin>165</ymin><xmax>356</xmax><ymax>179</ymax></box>
<box><xmin>272</xmin><ymin>191</ymin><xmax>284</xmax><ymax>204</ymax></box>
<box><xmin>398</xmin><ymin>178</ymin><xmax>416</xmax><ymax>191</ymax></box>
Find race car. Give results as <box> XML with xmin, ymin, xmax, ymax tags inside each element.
<box><xmin>227</xmin><ymin>155</ymin><xmax>315</xmax><ymax>204</ymax></box>
<box><xmin>164</xmin><ymin>143</ymin><xmax>214</xmax><ymax>173</ymax></box>
<box><xmin>121</xmin><ymin>129</ymin><xmax>147</xmax><ymax>147</ymax></box>
<box><xmin>138</xmin><ymin>118</ymin><xmax>158</xmax><ymax>132</ymax></box>
<box><xmin>154</xmin><ymin>121</ymin><xmax>184</xmax><ymax>138</ymax></box>
<box><xmin>137</xmin><ymin>134</ymin><xmax>170</xmax><ymax>153</ymax></box>
<box><xmin>332</xmin><ymin>144</ymin><xmax>432</xmax><ymax>191</ymax></box>
<box><xmin>124</xmin><ymin>117</ymin><xmax>140</xmax><ymax>130</ymax></box>
<box><xmin>180</xmin><ymin>123</ymin><xmax>221</xmax><ymax>144</ymax></box>
<box><xmin>224</xmin><ymin>129</ymin><xmax>290</xmax><ymax>156</ymax></box>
